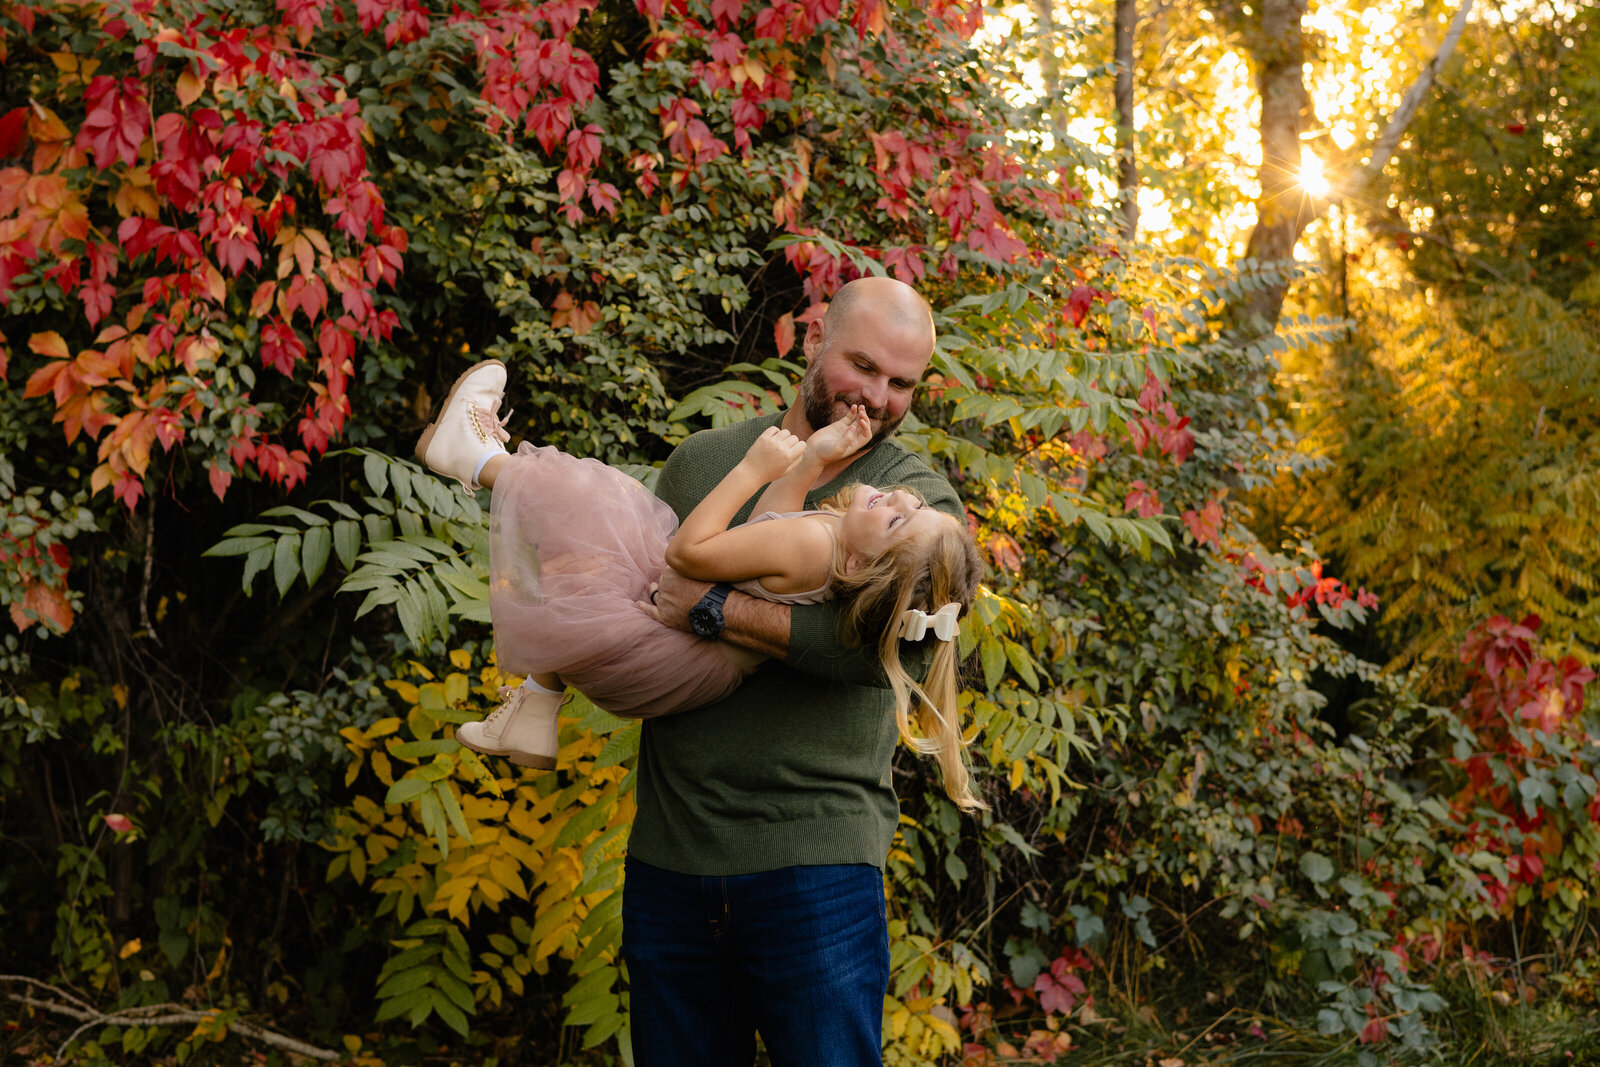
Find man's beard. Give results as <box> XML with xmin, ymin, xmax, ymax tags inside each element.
<box><xmin>798</xmin><ymin>369</ymin><xmax>903</xmax><ymax>450</ymax></box>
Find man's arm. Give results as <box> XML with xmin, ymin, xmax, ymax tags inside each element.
<box><xmin>650</xmin><ymin>569</ymin><xmax>790</xmax><ymax>660</ymax></box>
<box><xmin>648</xmin><ymin>570</ymin><xmax>897</xmax><ymax>686</ymax></box>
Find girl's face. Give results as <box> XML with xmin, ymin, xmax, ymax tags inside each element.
<box><xmin>840</xmin><ymin>485</ymin><xmax>943</xmax><ymax>566</ymax></box>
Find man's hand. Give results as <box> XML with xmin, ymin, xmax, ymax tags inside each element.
<box><xmin>804</xmin><ymin>404</ymin><xmax>872</xmax><ymax>465</ymax></box>
<box><xmin>638</xmin><ymin>568</ymin><xmax>708</xmax><ymax>632</ymax></box>
<box><xmin>738</xmin><ymin>426</ymin><xmax>807</xmax><ymax>483</ymax></box>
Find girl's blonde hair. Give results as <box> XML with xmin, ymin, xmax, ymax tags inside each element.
<box><xmin>817</xmin><ymin>485</ymin><xmax>988</xmax><ymax>811</ymax></box>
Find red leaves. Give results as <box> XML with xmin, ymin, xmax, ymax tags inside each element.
<box><xmin>851</xmin><ymin>0</ymin><xmax>886</xmax><ymax>38</ymax></box>
<box><xmin>0</xmin><ymin>107</ymin><xmax>27</xmax><ymax>159</ymax></box>
<box><xmin>550</xmin><ymin>291</ymin><xmax>601</xmax><ymax>334</ymax></box>
<box><xmin>284</xmin><ymin>274</ymin><xmax>330</xmax><ymax>323</ymax></box>
<box><xmin>661</xmin><ymin>96</ymin><xmax>727</xmax><ymax>169</ymax></box>
<box><xmin>1126</xmin><ymin>371</ymin><xmax>1195</xmax><ymax>466</ymax></box>
<box><xmin>255</xmin><ymin>441</ymin><xmax>310</xmax><ymax>491</ymax></box>
<box><xmin>1182</xmin><ymin>498</ymin><xmax>1224</xmax><ymax>547</ymax></box>
<box><xmin>1123</xmin><ymin>480</ymin><xmax>1161</xmax><ymax>518</ymax></box>
<box><xmin>586</xmin><ymin>180</ymin><xmax>621</xmax><ymax>217</ymax></box>
<box><xmin>881</xmin><ymin>245</ymin><xmax>926</xmax><ymax>284</ymax></box>
<box><xmin>207</xmin><ymin>462</ymin><xmax>232</xmax><ymax>501</ymax></box>
<box><xmin>1457</xmin><ymin>614</ymin><xmax>1593</xmax><ymax>734</ymax></box>
<box><xmin>260</xmin><ymin>319</ymin><xmax>308</xmax><ymax>375</ymax></box>
<box><xmin>929</xmin><ymin>174</ymin><xmax>1026</xmax><ymax>264</ymax></box>
<box><xmin>1357</xmin><ymin>1016</ymin><xmax>1388</xmax><ymax>1045</ymax></box>
<box><xmin>1447</xmin><ymin>615</ymin><xmax>1596</xmax><ymax>899</ymax></box>
<box><xmin>1032</xmin><ymin>948</ymin><xmax>1091</xmax><ymax>1018</ymax></box>
<box><xmin>77</xmin><ymin>76</ymin><xmax>150</xmax><ymax>170</ymax></box>
<box><xmin>278</xmin><ymin>0</ymin><xmax>336</xmax><ymax>44</ymax></box>
<box><xmin>773</xmin><ymin>311</ymin><xmax>795</xmax><ymax>355</ymax></box>
<box><xmin>631</xmin><ymin>152</ymin><xmax>661</xmax><ymax>196</ymax></box>
<box><xmin>1065</xmin><ymin>285</ymin><xmax>1098</xmax><ymax>327</ymax></box>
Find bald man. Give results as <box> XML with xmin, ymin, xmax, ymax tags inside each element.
<box><xmin>623</xmin><ymin>278</ymin><xmax>963</xmax><ymax>1066</ymax></box>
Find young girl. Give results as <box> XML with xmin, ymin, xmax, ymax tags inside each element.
<box><xmin>414</xmin><ymin>359</ymin><xmax>986</xmax><ymax>810</ymax></box>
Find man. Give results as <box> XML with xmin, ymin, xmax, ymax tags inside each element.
<box><xmin>627</xmin><ymin>275</ymin><xmax>965</xmax><ymax>1066</ymax></box>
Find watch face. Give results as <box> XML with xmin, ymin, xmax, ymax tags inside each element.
<box><xmin>688</xmin><ymin>604</ymin><xmax>722</xmax><ymax>637</ymax></box>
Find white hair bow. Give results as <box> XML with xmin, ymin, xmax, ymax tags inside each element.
<box><xmin>901</xmin><ymin>602</ymin><xmax>962</xmax><ymax>642</ymax></box>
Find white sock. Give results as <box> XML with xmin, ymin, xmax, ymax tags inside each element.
<box><xmin>471</xmin><ymin>449</ymin><xmax>502</xmax><ymax>487</ymax></box>
<box><xmin>523</xmin><ymin>675</ymin><xmax>564</xmax><ymax>695</ymax></box>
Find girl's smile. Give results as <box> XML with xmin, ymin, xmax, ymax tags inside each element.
<box><xmin>842</xmin><ymin>485</ymin><xmax>945</xmax><ymax>564</ymax></box>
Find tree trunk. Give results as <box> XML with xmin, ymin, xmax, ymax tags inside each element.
<box><xmin>1231</xmin><ymin>0</ymin><xmax>1312</xmax><ymax>338</ymax></box>
<box><xmin>1114</xmin><ymin>0</ymin><xmax>1139</xmax><ymax>240</ymax></box>
<box><xmin>1228</xmin><ymin>0</ymin><xmax>1477</xmax><ymax>339</ymax></box>
<box><xmin>1030</xmin><ymin>0</ymin><xmax>1068</xmax><ymax>142</ymax></box>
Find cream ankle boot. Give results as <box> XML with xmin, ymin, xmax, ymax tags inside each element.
<box><xmin>416</xmin><ymin>360</ymin><xmax>509</xmax><ymax>488</ymax></box>
<box><xmin>455</xmin><ymin>683</ymin><xmax>561</xmax><ymax>770</ymax></box>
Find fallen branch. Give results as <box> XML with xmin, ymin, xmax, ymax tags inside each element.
<box><xmin>2</xmin><ymin>976</ymin><xmax>339</xmax><ymax>1062</ymax></box>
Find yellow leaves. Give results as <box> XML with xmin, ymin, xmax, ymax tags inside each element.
<box><xmin>176</xmin><ymin>67</ymin><xmax>207</xmax><ymax>108</ymax></box>
<box><xmin>187</xmin><ymin>1010</ymin><xmax>230</xmax><ymax>1045</ymax></box>
<box><xmin>883</xmin><ymin>919</ymin><xmax>973</xmax><ymax>1062</ymax></box>
<box><xmin>275</xmin><ymin>225</ymin><xmax>330</xmax><ymax>281</ymax></box>
<box><xmin>729</xmin><ymin>55</ymin><xmax>767</xmax><ymax>89</ymax></box>
<box><xmin>371</xmin><ymin>749</ymin><xmax>394</xmax><ymax>786</ymax></box>
<box><xmin>29</xmin><ymin>330</ymin><xmax>69</xmax><ymax>362</ymax></box>
<box><xmin>47</xmin><ymin>51</ymin><xmax>100</xmax><ymax>86</ymax></box>
<box><xmin>112</xmin><ymin>166</ymin><xmax>160</xmax><ymax>218</ymax></box>
<box><xmin>119</xmin><ymin>938</ymin><xmax>142</xmax><ymax>959</ymax></box>
<box><xmin>1009</xmin><ymin>758</ymin><xmax>1028</xmax><ymax>792</ymax></box>
<box><xmin>386</xmin><ymin>680</ymin><xmax>421</xmax><ymax>705</ymax></box>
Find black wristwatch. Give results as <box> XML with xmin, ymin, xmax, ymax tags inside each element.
<box><xmin>688</xmin><ymin>583</ymin><xmax>735</xmax><ymax>638</ymax></box>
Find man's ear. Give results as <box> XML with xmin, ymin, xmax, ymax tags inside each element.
<box><xmin>802</xmin><ymin>318</ymin><xmax>825</xmax><ymax>361</ymax></box>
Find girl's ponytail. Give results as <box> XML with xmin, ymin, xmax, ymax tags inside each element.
<box><xmin>826</xmin><ymin>489</ymin><xmax>987</xmax><ymax>811</ymax></box>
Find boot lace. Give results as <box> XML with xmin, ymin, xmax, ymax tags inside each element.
<box><xmin>482</xmin><ymin>684</ymin><xmax>524</xmax><ymax>724</ymax></box>
<box><xmin>472</xmin><ymin>399</ymin><xmax>513</xmax><ymax>445</ymax></box>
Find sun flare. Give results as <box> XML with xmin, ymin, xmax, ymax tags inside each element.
<box><xmin>1299</xmin><ymin>148</ymin><xmax>1332</xmax><ymax>199</ymax></box>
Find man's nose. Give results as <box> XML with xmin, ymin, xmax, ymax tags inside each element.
<box><xmin>860</xmin><ymin>377</ymin><xmax>889</xmax><ymax>410</ymax></box>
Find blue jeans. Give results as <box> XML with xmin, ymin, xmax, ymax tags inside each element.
<box><xmin>622</xmin><ymin>857</ymin><xmax>890</xmax><ymax>1067</ymax></box>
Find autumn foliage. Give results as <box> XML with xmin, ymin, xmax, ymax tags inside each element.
<box><xmin>3</xmin><ymin>0</ymin><xmax>1598</xmax><ymax>1063</ymax></box>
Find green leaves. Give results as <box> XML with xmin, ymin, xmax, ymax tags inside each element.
<box><xmin>204</xmin><ymin>449</ymin><xmax>490</xmax><ymax>649</ymax></box>
<box><xmin>1299</xmin><ymin>852</ymin><xmax>1335</xmax><ymax>885</ymax></box>
<box><xmin>374</xmin><ymin>918</ymin><xmax>477</xmax><ymax>1036</ymax></box>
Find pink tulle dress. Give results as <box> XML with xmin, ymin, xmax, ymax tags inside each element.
<box><xmin>488</xmin><ymin>444</ymin><xmax>830</xmax><ymax>719</ymax></box>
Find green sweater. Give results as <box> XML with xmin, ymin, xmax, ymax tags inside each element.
<box><xmin>630</xmin><ymin>411</ymin><xmax>963</xmax><ymax>876</ymax></box>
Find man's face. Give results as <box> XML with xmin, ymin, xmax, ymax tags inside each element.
<box><xmin>797</xmin><ymin>308</ymin><xmax>931</xmax><ymax>449</ymax></box>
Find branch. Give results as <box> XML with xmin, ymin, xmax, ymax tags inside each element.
<box><xmin>2</xmin><ymin>978</ymin><xmax>339</xmax><ymax>1062</ymax></box>
<box><xmin>1354</xmin><ymin>0</ymin><xmax>1477</xmax><ymax>190</ymax></box>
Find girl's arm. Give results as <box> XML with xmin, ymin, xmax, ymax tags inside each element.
<box><xmin>752</xmin><ymin>405</ymin><xmax>872</xmax><ymax>516</ymax></box>
<box><xmin>664</xmin><ymin>427</ymin><xmax>834</xmax><ymax>590</ymax></box>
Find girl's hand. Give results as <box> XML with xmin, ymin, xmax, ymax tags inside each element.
<box><xmin>804</xmin><ymin>404</ymin><xmax>872</xmax><ymax>464</ymax></box>
<box><xmin>741</xmin><ymin>426</ymin><xmax>807</xmax><ymax>481</ymax></box>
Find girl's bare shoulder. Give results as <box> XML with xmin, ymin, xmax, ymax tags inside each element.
<box><xmin>743</xmin><ymin>513</ymin><xmax>836</xmax><ymax>594</ymax></box>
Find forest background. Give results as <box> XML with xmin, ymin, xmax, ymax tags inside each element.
<box><xmin>1</xmin><ymin>0</ymin><xmax>1597</xmax><ymax>1064</ymax></box>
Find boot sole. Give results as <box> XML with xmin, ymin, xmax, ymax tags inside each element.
<box><xmin>415</xmin><ymin>358</ymin><xmax>507</xmax><ymax>475</ymax></box>
<box><xmin>456</xmin><ymin>736</ymin><xmax>557</xmax><ymax>770</ymax></box>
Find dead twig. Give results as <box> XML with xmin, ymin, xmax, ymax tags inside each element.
<box><xmin>2</xmin><ymin>977</ymin><xmax>338</xmax><ymax>1062</ymax></box>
